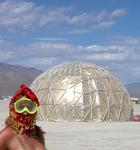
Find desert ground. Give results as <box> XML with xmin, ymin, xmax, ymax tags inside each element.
<box><xmin>1</xmin><ymin>100</ymin><xmax>140</xmax><ymax>150</ymax></box>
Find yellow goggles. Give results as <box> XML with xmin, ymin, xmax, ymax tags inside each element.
<box><xmin>14</xmin><ymin>98</ymin><xmax>38</xmax><ymax>114</ymax></box>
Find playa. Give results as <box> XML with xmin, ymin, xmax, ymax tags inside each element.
<box><xmin>1</xmin><ymin>100</ymin><xmax>140</xmax><ymax>150</ymax></box>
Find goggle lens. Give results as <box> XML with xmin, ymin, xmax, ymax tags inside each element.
<box><xmin>14</xmin><ymin>98</ymin><xmax>37</xmax><ymax>114</ymax></box>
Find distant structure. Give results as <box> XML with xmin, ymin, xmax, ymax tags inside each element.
<box><xmin>0</xmin><ymin>96</ymin><xmax>11</xmax><ymax>101</ymax></box>
<box><xmin>131</xmin><ymin>97</ymin><xmax>140</xmax><ymax>104</ymax></box>
<box><xmin>30</xmin><ymin>62</ymin><xmax>132</xmax><ymax>122</ymax></box>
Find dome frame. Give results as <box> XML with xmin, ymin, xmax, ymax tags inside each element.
<box><xmin>31</xmin><ymin>62</ymin><xmax>132</xmax><ymax>122</ymax></box>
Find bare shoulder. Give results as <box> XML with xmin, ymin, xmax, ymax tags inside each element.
<box><xmin>0</xmin><ymin>127</ymin><xmax>14</xmax><ymax>142</ymax></box>
<box><xmin>0</xmin><ymin>127</ymin><xmax>13</xmax><ymax>137</ymax></box>
<box><xmin>0</xmin><ymin>127</ymin><xmax>14</xmax><ymax>149</ymax></box>
<box><xmin>0</xmin><ymin>127</ymin><xmax>12</xmax><ymax>133</ymax></box>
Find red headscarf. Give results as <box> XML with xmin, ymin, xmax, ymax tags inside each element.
<box><xmin>9</xmin><ymin>84</ymin><xmax>40</xmax><ymax>107</ymax></box>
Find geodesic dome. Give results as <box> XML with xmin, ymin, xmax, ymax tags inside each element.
<box><xmin>30</xmin><ymin>62</ymin><xmax>132</xmax><ymax>122</ymax></box>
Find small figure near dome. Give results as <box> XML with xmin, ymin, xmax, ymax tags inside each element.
<box><xmin>132</xmin><ymin>114</ymin><xmax>140</xmax><ymax>122</ymax></box>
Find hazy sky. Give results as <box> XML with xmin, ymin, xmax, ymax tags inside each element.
<box><xmin>0</xmin><ymin>0</ymin><xmax>140</xmax><ymax>84</ymax></box>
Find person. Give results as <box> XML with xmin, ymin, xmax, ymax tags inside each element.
<box><xmin>0</xmin><ymin>84</ymin><xmax>47</xmax><ymax>150</ymax></box>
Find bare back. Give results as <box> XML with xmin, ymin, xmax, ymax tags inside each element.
<box><xmin>0</xmin><ymin>127</ymin><xmax>46</xmax><ymax>150</ymax></box>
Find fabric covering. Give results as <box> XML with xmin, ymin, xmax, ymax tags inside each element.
<box><xmin>9</xmin><ymin>84</ymin><xmax>40</xmax><ymax>107</ymax></box>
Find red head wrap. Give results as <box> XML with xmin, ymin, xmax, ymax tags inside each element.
<box><xmin>9</xmin><ymin>84</ymin><xmax>40</xmax><ymax>107</ymax></box>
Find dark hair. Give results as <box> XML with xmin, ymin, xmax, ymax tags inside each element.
<box><xmin>29</xmin><ymin>125</ymin><xmax>46</xmax><ymax>146</ymax></box>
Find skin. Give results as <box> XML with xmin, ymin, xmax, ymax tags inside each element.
<box><xmin>0</xmin><ymin>127</ymin><xmax>46</xmax><ymax>150</ymax></box>
<box><xmin>0</xmin><ymin>109</ymin><xmax>46</xmax><ymax>150</ymax></box>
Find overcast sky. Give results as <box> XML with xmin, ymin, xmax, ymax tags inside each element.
<box><xmin>0</xmin><ymin>0</ymin><xmax>140</xmax><ymax>84</ymax></box>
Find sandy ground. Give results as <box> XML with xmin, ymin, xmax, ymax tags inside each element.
<box><xmin>1</xmin><ymin>101</ymin><xmax>140</xmax><ymax>150</ymax></box>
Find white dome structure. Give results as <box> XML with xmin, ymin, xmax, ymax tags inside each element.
<box><xmin>30</xmin><ymin>62</ymin><xmax>132</xmax><ymax>122</ymax></box>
